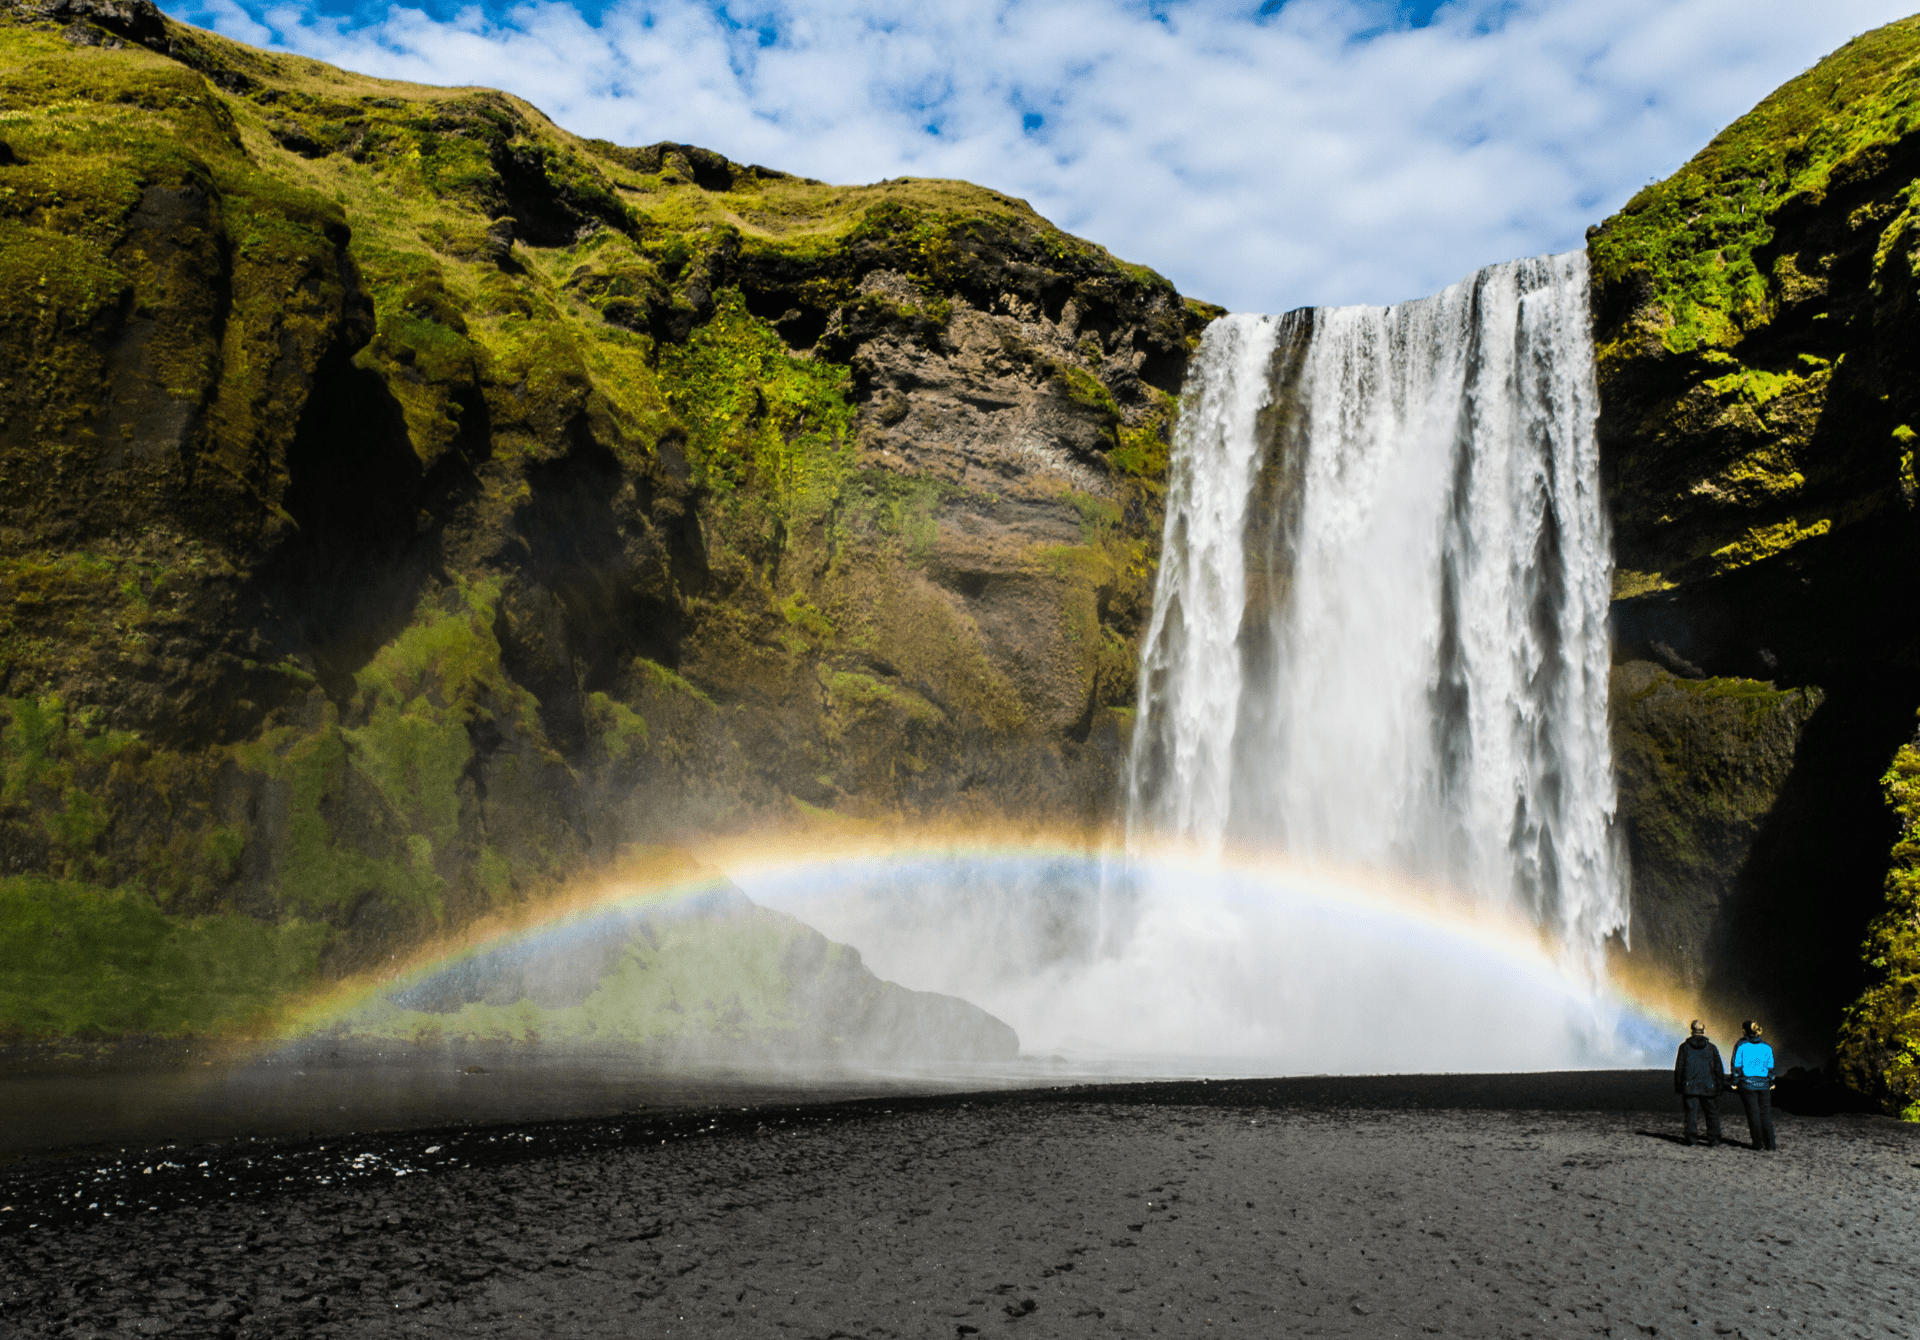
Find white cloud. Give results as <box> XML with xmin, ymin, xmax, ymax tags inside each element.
<box><xmin>170</xmin><ymin>0</ymin><xmax>1916</xmax><ymax>311</ymax></box>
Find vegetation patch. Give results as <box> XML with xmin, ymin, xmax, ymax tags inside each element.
<box><xmin>1839</xmin><ymin>722</ymin><xmax>1920</xmax><ymax>1119</ymax></box>
<box><xmin>822</xmin><ymin>669</ymin><xmax>944</xmax><ymax>727</ymax></box>
<box><xmin>585</xmin><ymin>690</ymin><xmax>649</xmax><ymax>761</ymax></box>
<box><xmin>1707</xmin><ymin>516</ymin><xmax>1831</xmax><ymax>572</ymax></box>
<box><xmin>0</xmin><ymin>874</ymin><xmax>327</xmax><ymax>1039</ymax></box>
<box><xmin>1589</xmin><ymin>17</ymin><xmax>1920</xmax><ymax>353</ymax></box>
<box><xmin>657</xmin><ymin>287</ymin><xmax>856</xmax><ymax>554</ymax></box>
<box><xmin>331</xmin><ymin>910</ymin><xmax>804</xmax><ymax>1045</ymax></box>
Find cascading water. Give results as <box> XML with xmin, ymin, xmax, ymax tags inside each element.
<box><xmin>1128</xmin><ymin>251</ymin><xmax>1628</xmax><ymax>963</ymax></box>
<box><xmin>721</xmin><ymin>253</ymin><xmax>1656</xmax><ymax>1072</ymax></box>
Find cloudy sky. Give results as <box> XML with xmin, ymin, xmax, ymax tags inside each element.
<box><xmin>167</xmin><ymin>0</ymin><xmax>1915</xmax><ymax>312</ymax></box>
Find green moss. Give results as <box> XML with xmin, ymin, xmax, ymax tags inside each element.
<box><xmin>779</xmin><ymin>595</ymin><xmax>835</xmax><ymax>641</ymax></box>
<box><xmin>477</xmin><ymin>845</ymin><xmax>513</xmax><ymax>901</ymax></box>
<box><xmin>1</xmin><ymin>692</ymin><xmax>65</xmax><ymax>803</ymax></box>
<box><xmin>345</xmin><ymin>584</ymin><xmax>501</xmax><ymax>849</ymax></box>
<box><xmin>1701</xmin><ymin>365</ymin><xmax>1808</xmax><ymax>407</ymax></box>
<box><xmin>1049</xmin><ymin>361</ymin><xmax>1122</xmax><ymax>446</ymax></box>
<box><xmin>0</xmin><ymin>549</ymin><xmax>182</xmax><ymax>687</ymax></box>
<box><xmin>657</xmin><ymin>288</ymin><xmax>856</xmax><ymax>550</ymax></box>
<box><xmin>1110</xmin><ymin>418</ymin><xmax>1171</xmax><ymax>481</ymax></box>
<box><xmin>1064</xmin><ymin>491</ymin><xmax>1123</xmax><ymax>543</ymax></box>
<box><xmin>225</xmin><ymin>579</ymin><xmax>531</xmax><ymax>922</ymax></box>
<box><xmin>1708</xmin><ymin>517</ymin><xmax>1831</xmax><ymax>571</ymax></box>
<box><xmin>0</xmin><ymin>693</ymin><xmax>142</xmax><ymax>879</ymax></box>
<box><xmin>1838</xmin><ymin>723</ymin><xmax>1920</xmax><ymax>1118</ymax></box>
<box><xmin>1590</xmin><ymin>17</ymin><xmax>1920</xmax><ymax>352</ymax></box>
<box><xmin>1611</xmin><ymin>666</ymin><xmax>1823</xmax><ymax>899</ymax></box>
<box><xmin>585</xmin><ymin>690</ymin><xmax>649</xmax><ymax>761</ymax></box>
<box><xmin>1613</xmin><ymin>569</ymin><xmax>1676</xmax><ymax>599</ymax></box>
<box><xmin>636</xmin><ymin>657</ymin><xmax>714</xmax><ymax>708</ymax></box>
<box><xmin>236</xmin><ymin>721</ymin><xmax>430</xmax><ymax>918</ymax></box>
<box><xmin>0</xmin><ymin>874</ymin><xmax>327</xmax><ymax>1039</ymax></box>
<box><xmin>822</xmin><ymin>669</ymin><xmax>944</xmax><ymax>727</ymax></box>
<box><xmin>840</xmin><ymin>471</ymin><xmax>951</xmax><ymax>567</ymax></box>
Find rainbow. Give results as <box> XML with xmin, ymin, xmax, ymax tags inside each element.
<box><xmin>278</xmin><ymin>826</ymin><xmax>1700</xmax><ymax>1069</ymax></box>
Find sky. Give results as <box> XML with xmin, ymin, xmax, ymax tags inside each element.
<box><xmin>165</xmin><ymin>0</ymin><xmax>1919</xmax><ymax>313</ymax></box>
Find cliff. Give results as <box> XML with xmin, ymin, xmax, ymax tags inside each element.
<box><xmin>1589</xmin><ymin>16</ymin><xmax>1920</xmax><ymax>1097</ymax></box>
<box><xmin>0</xmin><ymin>0</ymin><xmax>1212</xmax><ymax>1037</ymax></box>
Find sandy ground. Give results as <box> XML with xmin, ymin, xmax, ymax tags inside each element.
<box><xmin>2</xmin><ymin>1074</ymin><xmax>1916</xmax><ymax>1338</ymax></box>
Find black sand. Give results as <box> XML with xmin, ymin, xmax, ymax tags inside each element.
<box><xmin>3</xmin><ymin>1072</ymin><xmax>1916</xmax><ymax>1337</ymax></box>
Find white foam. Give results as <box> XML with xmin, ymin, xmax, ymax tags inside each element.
<box><xmin>1129</xmin><ymin>253</ymin><xmax>1627</xmax><ymax>970</ymax></box>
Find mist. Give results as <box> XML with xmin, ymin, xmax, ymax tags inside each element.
<box><xmin>736</xmin><ymin>851</ymin><xmax>1671</xmax><ymax>1075</ymax></box>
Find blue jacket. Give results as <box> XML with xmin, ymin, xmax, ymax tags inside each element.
<box><xmin>1731</xmin><ymin>1038</ymin><xmax>1775</xmax><ymax>1090</ymax></box>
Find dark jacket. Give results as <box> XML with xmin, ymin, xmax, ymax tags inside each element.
<box><xmin>1674</xmin><ymin>1036</ymin><xmax>1725</xmax><ymax>1096</ymax></box>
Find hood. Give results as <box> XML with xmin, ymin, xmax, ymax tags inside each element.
<box><xmin>1687</xmin><ymin>1035</ymin><xmax>1711</xmax><ymax>1049</ymax></box>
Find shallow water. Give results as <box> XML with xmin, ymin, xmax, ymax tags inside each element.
<box><xmin>0</xmin><ymin>1047</ymin><xmax>1062</xmax><ymax>1157</ymax></box>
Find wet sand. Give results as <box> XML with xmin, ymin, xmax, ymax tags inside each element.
<box><xmin>2</xmin><ymin>1073</ymin><xmax>1916</xmax><ymax>1337</ymax></box>
<box><xmin>0</xmin><ymin>1043</ymin><xmax>1039</xmax><ymax>1158</ymax></box>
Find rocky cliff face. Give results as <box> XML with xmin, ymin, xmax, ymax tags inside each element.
<box><xmin>1590</xmin><ymin>17</ymin><xmax>1920</xmax><ymax>1085</ymax></box>
<box><xmin>0</xmin><ymin>0</ymin><xmax>1212</xmax><ymax>1036</ymax></box>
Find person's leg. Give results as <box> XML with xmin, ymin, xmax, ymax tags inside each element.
<box><xmin>1759</xmin><ymin>1090</ymin><xmax>1776</xmax><ymax>1150</ymax></box>
<box><xmin>1739</xmin><ymin>1089</ymin><xmax>1763</xmax><ymax>1148</ymax></box>
<box><xmin>1682</xmin><ymin>1095</ymin><xmax>1700</xmax><ymax>1144</ymax></box>
<box><xmin>1704</xmin><ymin>1093</ymin><xmax>1722</xmax><ymax>1146</ymax></box>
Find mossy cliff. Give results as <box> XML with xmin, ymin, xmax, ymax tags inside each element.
<box><xmin>1589</xmin><ymin>16</ymin><xmax>1920</xmax><ymax>1084</ymax></box>
<box><xmin>0</xmin><ymin>0</ymin><xmax>1213</xmax><ymax>1037</ymax></box>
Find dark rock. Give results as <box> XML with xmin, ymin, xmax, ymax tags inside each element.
<box><xmin>269</xmin><ymin>121</ymin><xmax>326</xmax><ymax>157</ymax></box>
<box><xmin>27</xmin><ymin>0</ymin><xmax>165</xmax><ymax>45</ymax></box>
<box><xmin>484</xmin><ymin>216</ymin><xmax>514</xmax><ymax>265</ymax></box>
<box><xmin>1649</xmin><ymin>641</ymin><xmax>1706</xmax><ymax>680</ymax></box>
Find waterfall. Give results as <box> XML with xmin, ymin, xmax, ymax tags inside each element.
<box><xmin>1128</xmin><ymin>251</ymin><xmax>1628</xmax><ymax>959</ymax></box>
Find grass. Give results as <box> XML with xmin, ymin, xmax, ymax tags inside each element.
<box><xmin>1590</xmin><ymin>16</ymin><xmax>1920</xmax><ymax>355</ymax></box>
<box><xmin>0</xmin><ymin>874</ymin><xmax>328</xmax><ymax>1038</ymax></box>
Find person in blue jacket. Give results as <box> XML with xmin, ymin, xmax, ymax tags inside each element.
<box><xmin>1672</xmin><ymin>1019</ymin><xmax>1724</xmax><ymax>1147</ymax></box>
<box><xmin>1730</xmin><ymin>1020</ymin><xmax>1778</xmax><ymax>1151</ymax></box>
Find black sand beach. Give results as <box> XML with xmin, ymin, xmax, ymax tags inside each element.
<box><xmin>2</xmin><ymin>1072</ymin><xmax>1916</xmax><ymax>1338</ymax></box>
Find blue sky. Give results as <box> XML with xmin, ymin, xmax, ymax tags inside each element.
<box><xmin>169</xmin><ymin>0</ymin><xmax>1917</xmax><ymax>311</ymax></box>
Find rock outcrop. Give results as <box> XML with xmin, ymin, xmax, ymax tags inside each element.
<box><xmin>0</xmin><ymin>0</ymin><xmax>1213</xmax><ymax>1036</ymax></box>
<box><xmin>363</xmin><ymin>879</ymin><xmax>1021</xmax><ymax>1065</ymax></box>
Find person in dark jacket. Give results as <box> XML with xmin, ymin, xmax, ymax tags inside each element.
<box><xmin>1729</xmin><ymin>1020</ymin><xmax>1778</xmax><ymax>1151</ymax></box>
<box><xmin>1673</xmin><ymin>1019</ymin><xmax>1724</xmax><ymax>1146</ymax></box>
